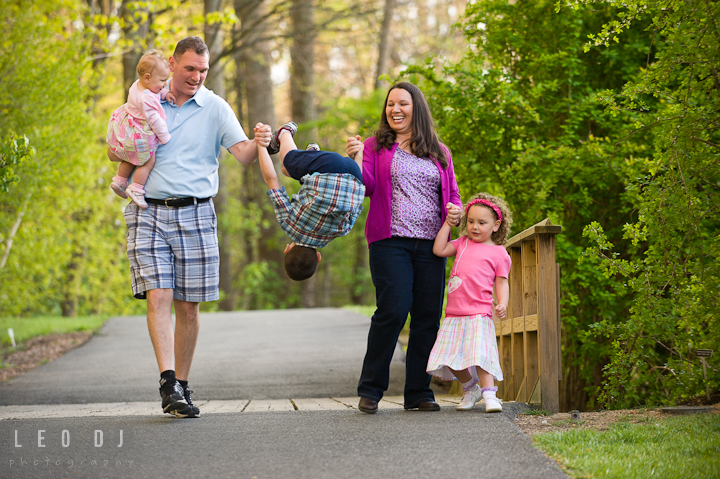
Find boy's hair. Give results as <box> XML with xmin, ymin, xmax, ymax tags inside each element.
<box><xmin>460</xmin><ymin>193</ymin><xmax>513</xmax><ymax>245</ymax></box>
<box><xmin>284</xmin><ymin>245</ymin><xmax>319</xmax><ymax>281</ymax></box>
<box><xmin>173</xmin><ymin>36</ymin><xmax>209</xmax><ymax>59</ymax></box>
<box><xmin>137</xmin><ymin>50</ymin><xmax>169</xmax><ymax>78</ymax></box>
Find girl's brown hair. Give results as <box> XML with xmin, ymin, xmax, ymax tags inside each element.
<box><xmin>374</xmin><ymin>82</ymin><xmax>448</xmax><ymax>168</ymax></box>
<box><xmin>459</xmin><ymin>192</ymin><xmax>513</xmax><ymax>245</ymax></box>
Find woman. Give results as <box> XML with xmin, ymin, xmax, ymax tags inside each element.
<box><xmin>346</xmin><ymin>82</ymin><xmax>462</xmax><ymax>413</ymax></box>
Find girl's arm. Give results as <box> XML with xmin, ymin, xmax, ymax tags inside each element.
<box><xmin>257</xmin><ymin>142</ymin><xmax>280</xmax><ymax>190</ymax></box>
<box><xmin>143</xmin><ymin>95</ymin><xmax>171</xmax><ymax>144</ymax></box>
<box><xmin>494</xmin><ymin>276</ymin><xmax>509</xmax><ymax>319</ymax></box>
<box><xmin>433</xmin><ymin>205</ymin><xmax>458</xmax><ymax>257</ymax></box>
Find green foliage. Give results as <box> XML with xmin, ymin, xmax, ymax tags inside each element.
<box><xmin>0</xmin><ymin>315</ymin><xmax>108</xmax><ymax>346</ymax></box>
<box><xmin>0</xmin><ymin>0</ymin><xmax>145</xmax><ymax>318</ymax></box>
<box><xmin>402</xmin><ymin>0</ymin><xmax>719</xmax><ymax>410</ymax></box>
<box><xmin>578</xmin><ymin>0</ymin><xmax>720</xmax><ymax>408</ymax></box>
<box><xmin>534</xmin><ymin>414</ymin><xmax>720</xmax><ymax>479</ymax></box>
<box><xmin>0</xmin><ymin>134</ymin><xmax>35</xmax><ymax>193</ymax></box>
<box><xmin>405</xmin><ymin>0</ymin><xmax>653</xmax><ymax>409</ymax></box>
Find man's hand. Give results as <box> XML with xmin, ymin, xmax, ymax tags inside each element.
<box><xmin>254</xmin><ymin>123</ymin><xmax>272</xmax><ymax>148</ymax></box>
<box><xmin>446</xmin><ymin>203</ymin><xmax>462</xmax><ymax>227</ymax></box>
<box><xmin>346</xmin><ymin>135</ymin><xmax>363</xmax><ymax>160</ymax></box>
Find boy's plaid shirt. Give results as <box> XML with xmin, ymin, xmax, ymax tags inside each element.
<box><xmin>267</xmin><ymin>173</ymin><xmax>365</xmax><ymax>248</ymax></box>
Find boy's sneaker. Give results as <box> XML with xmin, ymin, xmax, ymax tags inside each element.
<box><xmin>306</xmin><ymin>143</ymin><xmax>320</xmax><ymax>151</ymax></box>
<box><xmin>181</xmin><ymin>383</ymin><xmax>201</xmax><ymax>417</ymax></box>
<box><xmin>267</xmin><ymin>121</ymin><xmax>298</xmax><ymax>155</ymax></box>
<box><xmin>483</xmin><ymin>390</ymin><xmax>503</xmax><ymax>413</ymax></box>
<box><xmin>125</xmin><ymin>185</ymin><xmax>148</xmax><ymax>209</ymax></box>
<box><xmin>456</xmin><ymin>384</ymin><xmax>482</xmax><ymax>410</ymax></box>
<box><xmin>159</xmin><ymin>378</ymin><xmax>197</xmax><ymax>418</ymax></box>
<box><xmin>110</xmin><ymin>177</ymin><xmax>128</xmax><ymax>198</ymax></box>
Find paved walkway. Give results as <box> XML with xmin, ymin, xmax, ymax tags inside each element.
<box><xmin>0</xmin><ymin>309</ymin><xmax>566</xmax><ymax>478</ymax></box>
<box><xmin>0</xmin><ymin>395</ymin><xmax>464</xmax><ymax>419</ymax></box>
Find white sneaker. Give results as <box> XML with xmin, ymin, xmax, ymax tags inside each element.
<box><xmin>456</xmin><ymin>384</ymin><xmax>482</xmax><ymax>410</ymax></box>
<box><xmin>110</xmin><ymin>179</ymin><xmax>128</xmax><ymax>198</ymax></box>
<box><xmin>126</xmin><ymin>186</ymin><xmax>148</xmax><ymax>209</ymax></box>
<box><xmin>483</xmin><ymin>391</ymin><xmax>503</xmax><ymax>413</ymax></box>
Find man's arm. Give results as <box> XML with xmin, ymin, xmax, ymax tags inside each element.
<box><xmin>228</xmin><ymin>123</ymin><xmax>272</xmax><ymax>165</ymax></box>
<box><xmin>257</xmin><ymin>142</ymin><xmax>280</xmax><ymax>190</ymax></box>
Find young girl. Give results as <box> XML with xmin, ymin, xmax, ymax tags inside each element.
<box><xmin>106</xmin><ymin>50</ymin><xmax>175</xmax><ymax>209</ymax></box>
<box><xmin>427</xmin><ymin>193</ymin><xmax>513</xmax><ymax>412</ymax></box>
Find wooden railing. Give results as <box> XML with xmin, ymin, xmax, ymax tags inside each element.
<box><xmin>495</xmin><ymin>219</ymin><xmax>562</xmax><ymax>412</ymax></box>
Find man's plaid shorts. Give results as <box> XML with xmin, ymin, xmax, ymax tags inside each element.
<box><xmin>124</xmin><ymin>200</ymin><xmax>220</xmax><ymax>302</ymax></box>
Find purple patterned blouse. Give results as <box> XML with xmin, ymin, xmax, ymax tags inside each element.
<box><xmin>390</xmin><ymin>147</ymin><xmax>443</xmax><ymax>240</ymax></box>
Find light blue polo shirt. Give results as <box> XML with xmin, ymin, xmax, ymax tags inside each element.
<box><xmin>143</xmin><ymin>84</ymin><xmax>248</xmax><ymax>199</ymax></box>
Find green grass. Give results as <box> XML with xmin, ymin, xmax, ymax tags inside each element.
<box><xmin>534</xmin><ymin>413</ymin><xmax>720</xmax><ymax>479</ymax></box>
<box><xmin>0</xmin><ymin>315</ymin><xmax>109</xmax><ymax>346</ymax></box>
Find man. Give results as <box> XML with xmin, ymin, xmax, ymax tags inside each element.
<box><xmin>123</xmin><ymin>36</ymin><xmax>272</xmax><ymax>418</ymax></box>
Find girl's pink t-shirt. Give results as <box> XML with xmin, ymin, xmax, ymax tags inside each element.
<box><xmin>445</xmin><ymin>235</ymin><xmax>512</xmax><ymax>317</ymax></box>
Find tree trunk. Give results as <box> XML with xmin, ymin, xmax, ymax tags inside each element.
<box><xmin>236</xmin><ymin>0</ymin><xmax>283</xmax><ymax>308</ymax></box>
<box><xmin>321</xmin><ymin>258</ymin><xmax>331</xmax><ymax>306</ymax></box>
<box><xmin>204</xmin><ymin>0</ymin><xmax>226</xmax><ymax>98</ymax></box>
<box><xmin>375</xmin><ymin>0</ymin><xmax>395</xmax><ymax>90</ymax></box>
<box><xmin>61</xmin><ymin>209</ymin><xmax>91</xmax><ymax>318</ymax></box>
<box><xmin>237</xmin><ymin>0</ymin><xmax>276</xmax><ymax>128</ymax></box>
<box><xmin>290</xmin><ymin>0</ymin><xmax>316</xmax><ymax>126</ymax></box>
<box><xmin>86</xmin><ymin>0</ymin><xmax>116</xmax><ymax>109</ymax></box>
<box><xmin>204</xmin><ymin>0</ymin><xmax>236</xmax><ymax>310</ymax></box>
<box><xmin>0</xmin><ymin>195</ymin><xmax>30</xmax><ymax>269</ymax></box>
<box><xmin>61</xmin><ymin>245</ymin><xmax>87</xmax><ymax>318</ymax></box>
<box><xmin>233</xmin><ymin>26</ymin><xmax>254</xmax><ymax>310</ymax></box>
<box><xmin>120</xmin><ymin>3</ymin><xmax>153</xmax><ymax>98</ymax></box>
<box><xmin>291</xmin><ymin>0</ymin><xmax>317</xmax><ymax>306</ymax></box>
<box><xmin>301</xmin><ymin>275</ymin><xmax>317</xmax><ymax>308</ymax></box>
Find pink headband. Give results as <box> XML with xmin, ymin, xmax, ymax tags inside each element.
<box><xmin>466</xmin><ymin>199</ymin><xmax>503</xmax><ymax>222</ymax></box>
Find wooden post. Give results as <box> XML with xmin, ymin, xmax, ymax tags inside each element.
<box><xmin>537</xmin><ymin>234</ymin><xmax>560</xmax><ymax>412</ymax></box>
<box><xmin>502</xmin><ymin>219</ymin><xmax>562</xmax><ymax>412</ymax></box>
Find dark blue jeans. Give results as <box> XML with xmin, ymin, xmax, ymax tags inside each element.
<box><xmin>358</xmin><ymin>237</ymin><xmax>446</xmax><ymax>408</ymax></box>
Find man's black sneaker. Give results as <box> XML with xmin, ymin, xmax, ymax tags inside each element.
<box><xmin>159</xmin><ymin>378</ymin><xmax>197</xmax><ymax>418</ymax></box>
<box><xmin>181</xmin><ymin>383</ymin><xmax>201</xmax><ymax>417</ymax></box>
<box><xmin>267</xmin><ymin>121</ymin><xmax>298</xmax><ymax>155</ymax></box>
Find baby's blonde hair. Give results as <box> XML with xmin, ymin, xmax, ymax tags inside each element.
<box><xmin>460</xmin><ymin>192</ymin><xmax>514</xmax><ymax>245</ymax></box>
<box><xmin>136</xmin><ymin>50</ymin><xmax>169</xmax><ymax>78</ymax></box>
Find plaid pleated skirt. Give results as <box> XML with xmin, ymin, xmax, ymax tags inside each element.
<box><xmin>106</xmin><ymin>105</ymin><xmax>159</xmax><ymax>166</ymax></box>
<box><xmin>426</xmin><ymin>314</ymin><xmax>504</xmax><ymax>382</ymax></box>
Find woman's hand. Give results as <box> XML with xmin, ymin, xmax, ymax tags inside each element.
<box><xmin>346</xmin><ymin>135</ymin><xmax>363</xmax><ymax>160</ymax></box>
<box><xmin>494</xmin><ymin>303</ymin><xmax>507</xmax><ymax>320</ymax></box>
<box><xmin>446</xmin><ymin>203</ymin><xmax>461</xmax><ymax>227</ymax></box>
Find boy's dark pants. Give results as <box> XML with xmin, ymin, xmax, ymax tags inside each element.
<box><xmin>283</xmin><ymin>150</ymin><xmax>362</xmax><ymax>183</ymax></box>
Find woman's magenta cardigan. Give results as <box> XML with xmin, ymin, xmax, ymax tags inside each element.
<box><xmin>361</xmin><ymin>136</ymin><xmax>462</xmax><ymax>246</ymax></box>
